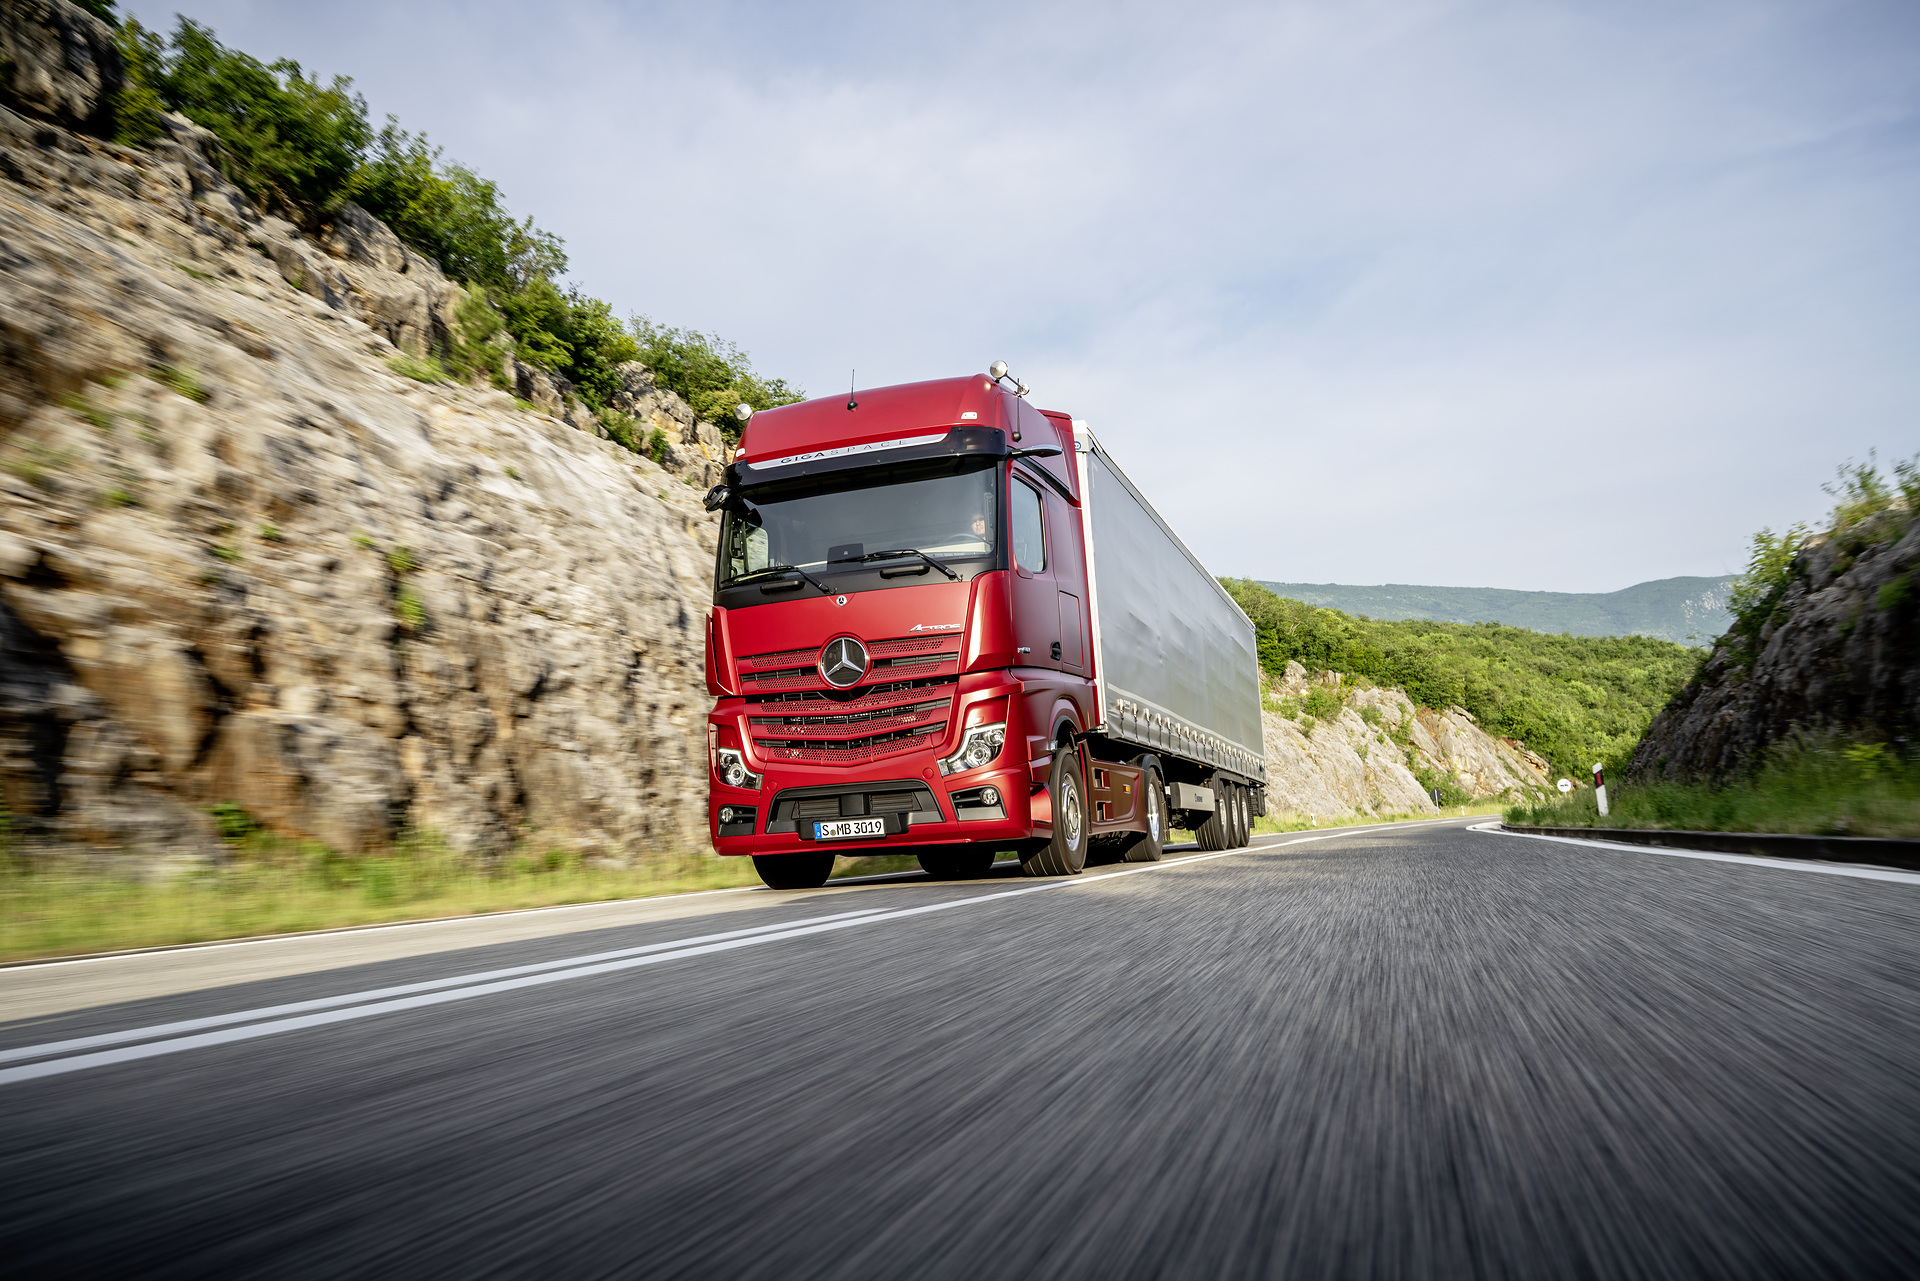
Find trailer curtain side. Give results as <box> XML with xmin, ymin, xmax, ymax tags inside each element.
<box><xmin>1076</xmin><ymin>431</ymin><xmax>1266</xmax><ymax>783</ymax></box>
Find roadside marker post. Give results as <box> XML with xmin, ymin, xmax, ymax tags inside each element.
<box><xmin>1593</xmin><ymin>762</ymin><xmax>1609</xmax><ymax>817</ymax></box>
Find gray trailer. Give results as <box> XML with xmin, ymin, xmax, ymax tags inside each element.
<box><xmin>1072</xmin><ymin>425</ymin><xmax>1267</xmax><ymax>839</ymax></box>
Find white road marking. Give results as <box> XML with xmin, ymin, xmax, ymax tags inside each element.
<box><xmin>0</xmin><ymin>820</ymin><xmax>1442</xmax><ymax>1087</ymax></box>
<box><xmin>1474</xmin><ymin>822</ymin><xmax>1920</xmax><ymax>886</ymax></box>
<box><xmin>0</xmin><ymin>906</ymin><xmax>895</xmax><ymax>1068</ymax></box>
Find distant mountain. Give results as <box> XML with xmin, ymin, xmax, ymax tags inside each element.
<box><xmin>1252</xmin><ymin>576</ymin><xmax>1736</xmax><ymax>646</ymax></box>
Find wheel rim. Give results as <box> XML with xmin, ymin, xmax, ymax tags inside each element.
<box><xmin>1148</xmin><ymin>785</ymin><xmax>1162</xmax><ymax>842</ymax></box>
<box><xmin>1062</xmin><ymin>777</ymin><xmax>1083</xmax><ymax>848</ymax></box>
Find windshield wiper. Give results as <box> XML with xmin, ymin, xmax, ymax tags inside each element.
<box><xmin>732</xmin><ymin>563</ymin><xmax>833</xmax><ymax>593</ymax></box>
<box><xmin>836</xmin><ymin>548</ymin><xmax>960</xmax><ymax>581</ymax></box>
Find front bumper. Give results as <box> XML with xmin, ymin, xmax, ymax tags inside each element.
<box><xmin>708</xmin><ymin>674</ymin><xmax>1035</xmax><ymax>855</ymax></box>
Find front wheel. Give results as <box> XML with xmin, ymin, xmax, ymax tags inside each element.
<box><xmin>753</xmin><ymin>851</ymin><xmax>835</xmax><ymax>890</ymax></box>
<box><xmin>1023</xmin><ymin>748</ymin><xmax>1088</xmax><ymax>876</ymax></box>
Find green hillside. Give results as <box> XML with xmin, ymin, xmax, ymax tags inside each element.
<box><xmin>1222</xmin><ymin>580</ymin><xmax>1704</xmax><ymax>780</ymax></box>
<box><xmin>1253</xmin><ymin>576</ymin><xmax>1734</xmax><ymax>645</ymax></box>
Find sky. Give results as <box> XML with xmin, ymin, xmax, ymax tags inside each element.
<box><xmin>127</xmin><ymin>0</ymin><xmax>1920</xmax><ymax>592</ymax></box>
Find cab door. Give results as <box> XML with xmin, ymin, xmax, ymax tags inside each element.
<box><xmin>1008</xmin><ymin>472</ymin><xmax>1059</xmax><ymax>670</ymax></box>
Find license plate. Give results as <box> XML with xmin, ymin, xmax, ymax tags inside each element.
<box><xmin>815</xmin><ymin>818</ymin><xmax>886</xmax><ymax>841</ymax></box>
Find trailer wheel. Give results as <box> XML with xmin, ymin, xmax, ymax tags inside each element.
<box><xmin>1194</xmin><ymin>784</ymin><xmax>1227</xmax><ymax>851</ymax></box>
<box><xmin>1023</xmin><ymin>749</ymin><xmax>1088</xmax><ymax>876</ymax></box>
<box><xmin>919</xmin><ymin>847</ymin><xmax>996</xmax><ymax>879</ymax></box>
<box><xmin>752</xmin><ymin>851</ymin><xmax>835</xmax><ymax>890</ymax></box>
<box><xmin>1121</xmin><ymin>766</ymin><xmax>1168</xmax><ymax>862</ymax></box>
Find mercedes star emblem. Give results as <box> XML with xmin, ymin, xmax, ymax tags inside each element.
<box><xmin>835</xmin><ymin>595</ymin><xmax>848</xmax><ymax>606</ymax></box>
<box><xmin>818</xmin><ymin>636</ymin><xmax>869</xmax><ymax>688</ymax></box>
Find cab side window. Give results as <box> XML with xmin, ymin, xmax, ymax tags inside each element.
<box><xmin>1011</xmin><ymin>479</ymin><xmax>1046</xmax><ymax>573</ymax></box>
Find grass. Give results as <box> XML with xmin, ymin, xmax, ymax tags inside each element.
<box><xmin>1505</xmin><ymin>737</ymin><xmax>1920</xmax><ymax>839</ymax></box>
<box><xmin>4</xmin><ymin>443</ymin><xmax>75</xmax><ymax>489</ymax></box>
<box><xmin>148</xmin><ymin>362</ymin><xmax>209</xmax><ymax>403</ymax></box>
<box><xmin>1</xmin><ymin>802</ymin><xmax>1529</xmax><ymax>963</ymax></box>
<box><xmin>58</xmin><ymin>390</ymin><xmax>114</xmax><ymax>431</ymax></box>
<box><xmin>0</xmin><ymin>830</ymin><xmax>768</xmax><ymax>964</ymax></box>
<box><xmin>386</xmin><ymin>353</ymin><xmax>452</xmax><ymax>383</ymax></box>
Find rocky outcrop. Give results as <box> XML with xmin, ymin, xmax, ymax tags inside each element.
<box><xmin>0</xmin><ymin>75</ymin><xmax>729</xmax><ymax>862</ymax></box>
<box><xmin>1630</xmin><ymin>514</ymin><xmax>1920</xmax><ymax>781</ymax></box>
<box><xmin>0</xmin><ymin>0</ymin><xmax>121</xmax><ymax>138</ymax></box>
<box><xmin>604</xmin><ymin>362</ymin><xmax>731</xmax><ymax>489</ymax></box>
<box><xmin>1260</xmin><ymin>662</ymin><xmax>1550</xmax><ymax>820</ymax></box>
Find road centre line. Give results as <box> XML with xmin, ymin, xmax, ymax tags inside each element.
<box><xmin>1474</xmin><ymin>822</ymin><xmax>1920</xmax><ymax>886</ymax></box>
<box><xmin>0</xmin><ymin>821</ymin><xmax>1435</xmax><ymax>1087</ymax></box>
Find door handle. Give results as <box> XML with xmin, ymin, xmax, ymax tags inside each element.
<box><xmin>1050</xmin><ymin>641</ymin><xmax>1062</xmax><ymax>660</ymax></box>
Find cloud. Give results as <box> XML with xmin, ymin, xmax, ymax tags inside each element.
<box><xmin>130</xmin><ymin>0</ymin><xmax>1920</xmax><ymax>590</ymax></box>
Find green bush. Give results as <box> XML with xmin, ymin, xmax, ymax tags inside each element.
<box><xmin>1302</xmin><ymin>684</ymin><xmax>1342</xmax><ymax>720</ymax></box>
<box><xmin>447</xmin><ymin>287</ymin><xmax>508</xmax><ymax>385</ymax></box>
<box><xmin>121</xmin><ymin>19</ymin><xmax>371</xmax><ymax>217</ymax></box>
<box><xmin>631</xmin><ymin>319</ymin><xmax>803</xmax><ymax>441</ymax></box>
<box><xmin>103</xmin><ymin>13</ymin><xmax>797</xmax><ymax>429</ymax></box>
<box><xmin>345</xmin><ymin>122</ymin><xmax>564</xmax><ymax>292</ymax></box>
<box><xmin>1222</xmin><ymin>577</ymin><xmax>1700</xmax><ymax>780</ymax></box>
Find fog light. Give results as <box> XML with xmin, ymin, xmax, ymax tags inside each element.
<box><xmin>981</xmin><ymin>786</ymin><xmax>999</xmax><ymax>807</ymax></box>
<box><xmin>719</xmin><ymin>807</ymin><xmax>736</xmax><ymax>824</ymax></box>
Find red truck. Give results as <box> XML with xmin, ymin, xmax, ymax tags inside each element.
<box><xmin>704</xmin><ymin>367</ymin><xmax>1268</xmax><ymax>889</ymax></box>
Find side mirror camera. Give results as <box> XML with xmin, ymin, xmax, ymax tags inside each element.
<box><xmin>702</xmin><ymin>485</ymin><xmax>731</xmax><ymax>512</ymax></box>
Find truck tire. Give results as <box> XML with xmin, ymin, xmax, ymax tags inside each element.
<box><xmin>752</xmin><ymin>851</ymin><xmax>835</xmax><ymax>890</ymax></box>
<box><xmin>1194</xmin><ymin>786</ymin><xmax>1226</xmax><ymax>851</ymax></box>
<box><xmin>1233</xmin><ymin>783</ymin><xmax>1251</xmax><ymax>847</ymax></box>
<box><xmin>1023</xmin><ymin>748</ymin><xmax>1088</xmax><ymax>876</ymax></box>
<box><xmin>1121</xmin><ymin>766</ymin><xmax>1168</xmax><ymax>862</ymax></box>
<box><xmin>919</xmin><ymin>847</ymin><xmax>996</xmax><ymax>879</ymax></box>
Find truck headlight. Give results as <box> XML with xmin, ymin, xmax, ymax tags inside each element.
<box><xmin>938</xmin><ymin>722</ymin><xmax>1005</xmax><ymax>776</ymax></box>
<box><xmin>716</xmin><ymin>748</ymin><xmax>762</xmax><ymax>790</ymax></box>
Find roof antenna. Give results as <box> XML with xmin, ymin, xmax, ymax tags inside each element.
<box><xmin>846</xmin><ymin>370</ymin><xmax>858</xmax><ymax>411</ymax></box>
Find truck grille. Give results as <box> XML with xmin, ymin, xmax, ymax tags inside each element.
<box><xmin>750</xmin><ymin>697</ymin><xmax>950</xmax><ymax>737</ymax></box>
<box><xmin>744</xmin><ymin>676</ymin><xmax>956</xmax><ymax>763</ymax></box>
<box><xmin>754</xmin><ymin>722</ymin><xmax>947</xmax><ymax>764</ymax></box>
<box><xmin>736</xmin><ymin>637</ymin><xmax>962</xmax><ymax>694</ymax></box>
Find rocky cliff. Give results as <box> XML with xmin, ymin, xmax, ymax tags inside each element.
<box><xmin>0</xmin><ymin>8</ymin><xmax>732</xmax><ymax>862</ymax></box>
<box><xmin>1259</xmin><ymin>661</ymin><xmax>1550</xmax><ymax>821</ymax></box>
<box><xmin>1629</xmin><ymin>513</ymin><xmax>1919</xmax><ymax>781</ymax></box>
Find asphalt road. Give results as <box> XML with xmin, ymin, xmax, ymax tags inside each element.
<box><xmin>4</xmin><ymin>818</ymin><xmax>1919</xmax><ymax>1279</ymax></box>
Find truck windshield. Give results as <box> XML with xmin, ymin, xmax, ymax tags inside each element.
<box><xmin>720</xmin><ymin>462</ymin><xmax>999</xmax><ymax>588</ymax></box>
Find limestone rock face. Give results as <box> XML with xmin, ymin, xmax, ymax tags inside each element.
<box><xmin>1259</xmin><ymin>662</ymin><xmax>1549</xmax><ymax>820</ymax></box>
<box><xmin>0</xmin><ymin>100</ymin><xmax>722</xmax><ymax>863</ymax></box>
<box><xmin>0</xmin><ymin>0</ymin><xmax>121</xmax><ymax>137</ymax></box>
<box><xmin>605</xmin><ymin>363</ymin><xmax>730</xmax><ymax>489</ymax></box>
<box><xmin>1630</xmin><ymin>514</ymin><xmax>1920</xmax><ymax>781</ymax></box>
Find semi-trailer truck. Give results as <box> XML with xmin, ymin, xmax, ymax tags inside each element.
<box><xmin>703</xmin><ymin>367</ymin><xmax>1267</xmax><ymax>889</ymax></box>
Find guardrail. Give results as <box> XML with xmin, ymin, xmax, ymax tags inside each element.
<box><xmin>1502</xmin><ymin>825</ymin><xmax>1920</xmax><ymax>873</ymax></box>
